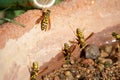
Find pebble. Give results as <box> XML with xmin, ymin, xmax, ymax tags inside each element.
<box><xmin>103</xmin><ymin>44</ymin><xmax>113</xmax><ymax>54</ymax></box>
<box><xmin>66</xmin><ymin>76</ymin><xmax>74</xmax><ymax>80</ymax></box>
<box><xmin>43</xmin><ymin>76</ymin><xmax>50</xmax><ymax>80</ymax></box>
<box><xmin>98</xmin><ymin>57</ymin><xmax>106</xmax><ymax>64</ymax></box>
<box><xmin>98</xmin><ymin>58</ymin><xmax>113</xmax><ymax>66</ymax></box>
<box><xmin>97</xmin><ymin>63</ymin><xmax>105</xmax><ymax>71</ymax></box>
<box><xmin>104</xmin><ymin>60</ymin><xmax>113</xmax><ymax>67</ymax></box>
<box><xmin>59</xmin><ymin>73</ymin><xmax>66</xmax><ymax>79</ymax></box>
<box><xmin>54</xmin><ymin>76</ymin><xmax>60</xmax><ymax>80</ymax></box>
<box><xmin>70</xmin><ymin>59</ymin><xmax>75</xmax><ymax>65</ymax></box>
<box><xmin>85</xmin><ymin>44</ymin><xmax>100</xmax><ymax>59</ymax></box>
<box><xmin>76</xmin><ymin>74</ymin><xmax>81</xmax><ymax>79</ymax></box>
<box><xmin>116</xmin><ymin>52</ymin><xmax>120</xmax><ymax>61</ymax></box>
<box><xmin>62</xmin><ymin>64</ymin><xmax>69</xmax><ymax>68</ymax></box>
<box><xmin>81</xmin><ymin>59</ymin><xmax>94</xmax><ymax>65</ymax></box>
<box><xmin>64</xmin><ymin>71</ymin><xmax>74</xmax><ymax>80</ymax></box>
<box><xmin>70</xmin><ymin>68</ymin><xmax>77</xmax><ymax>74</ymax></box>
<box><xmin>100</xmin><ymin>50</ymin><xmax>109</xmax><ymax>58</ymax></box>
<box><xmin>64</xmin><ymin>71</ymin><xmax>72</xmax><ymax>76</ymax></box>
<box><xmin>86</xmin><ymin>69</ymin><xmax>90</xmax><ymax>74</ymax></box>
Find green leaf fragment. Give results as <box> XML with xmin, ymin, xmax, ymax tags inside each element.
<box><xmin>104</xmin><ymin>61</ymin><xmax>111</xmax><ymax>67</ymax></box>
<box><xmin>1</xmin><ymin>18</ymin><xmax>25</xmax><ymax>27</ymax></box>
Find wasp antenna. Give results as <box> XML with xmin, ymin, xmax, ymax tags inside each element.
<box><xmin>85</xmin><ymin>32</ymin><xmax>94</xmax><ymax>41</ymax></box>
<box><xmin>38</xmin><ymin>66</ymin><xmax>48</xmax><ymax>75</ymax></box>
<box><xmin>59</xmin><ymin>42</ymin><xmax>64</xmax><ymax>51</ymax></box>
<box><xmin>82</xmin><ymin>27</ymin><xmax>86</xmax><ymax>33</ymax></box>
<box><xmin>28</xmin><ymin>55</ymin><xmax>31</xmax><ymax>66</ymax></box>
<box><xmin>69</xmin><ymin>25</ymin><xmax>76</xmax><ymax>36</ymax></box>
<box><xmin>27</xmin><ymin>55</ymin><xmax>32</xmax><ymax>72</ymax></box>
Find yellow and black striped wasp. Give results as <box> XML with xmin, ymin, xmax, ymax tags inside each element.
<box><xmin>35</xmin><ymin>0</ymin><xmax>51</xmax><ymax>31</ymax></box>
<box><xmin>41</xmin><ymin>9</ymin><xmax>51</xmax><ymax>31</ymax></box>
<box><xmin>76</xmin><ymin>28</ymin><xmax>94</xmax><ymax>48</ymax></box>
<box><xmin>29</xmin><ymin>61</ymin><xmax>39</xmax><ymax>80</ymax></box>
<box><xmin>28</xmin><ymin>61</ymin><xmax>48</xmax><ymax>80</ymax></box>
<box><xmin>112</xmin><ymin>32</ymin><xmax>120</xmax><ymax>41</ymax></box>
<box><xmin>69</xmin><ymin>26</ymin><xmax>94</xmax><ymax>48</ymax></box>
<box><xmin>62</xmin><ymin>43</ymin><xmax>71</xmax><ymax>64</ymax></box>
<box><xmin>35</xmin><ymin>9</ymin><xmax>51</xmax><ymax>31</ymax></box>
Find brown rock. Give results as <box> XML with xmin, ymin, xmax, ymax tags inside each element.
<box><xmin>100</xmin><ymin>50</ymin><xmax>109</xmax><ymax>58</ymax></box>
<box><xmin>85</xmin><ymin>44</ymin><xmax>100</xmax><ymax>59</ymax></box>
<box><xmin>81</xmin><ymin>59</ymin><xmax>94</xmax><ymax>65</ymax></box>
<box><xmin>103</xmin><ymin>44</ymin><xmax>113</xmax><ymax>54</ymax></box>
<box><xmin>54</xmin><ymin>76</ymin><xmax>60</xmax><ymax>80</ymax></box>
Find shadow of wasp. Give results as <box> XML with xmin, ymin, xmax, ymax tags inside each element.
<box><xmin>35</xmin><ymin>9</ymin><xmax>51</xmax><ymax>31</ymax></box>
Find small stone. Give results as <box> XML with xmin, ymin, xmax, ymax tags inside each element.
<box><xmin>106</xmin><ymin>59</ymin><xmax>113</xmax><ymax>64</ymax></box>
<box><xmin>98</xmin><ymin>58</ymin><xmax>113</xmax><ymax>66</ymax></box>
<box><xmin>98</xmin><ymin>57</ymin><xmax>106</xmax><ymax>64</ymax></box>
<box><xmin>81</xmin><ymin>59</ymin><xmax>94</xmax><ymax>65</ymax></box>
<box><xmin>62</xmin><ymin>64</ymin><xmax>68</xmax><ymax>68</ymax></box>
<box><xmin>104</xmin><ymin>59</ymin><xmax>113</xmax><ymax>67</ymax></box>
<box><xmin>116</xmin><ymin>52</ymin><xmax>120</xmax><ymax>61</ymax></box>
<box><xmin>76</xmin><ymin>74</ymin><xmax>81</xmax><ymax>79</ymax></box>
<box><xmin>42</xmin><ymin>76</ymin><xmax>50</xmax><ymax>80</ymax></box>
<box><xmin>54</xmin><ymin>76</ymin><xmax>60</xmax><ymax>80</ymax></box>
<box><xmin>85</xmin><ymin>44</ymin><xmax>100</xmax><ymax>59</ymax></box>
<box><xmin>70</xmin><ymin>59</ymin><xmax>75</xmax><ymax>65</ymax></box>
<box><xmin>70</xmin><ymin>68</ymin><xmax>77</xmax><ymax>74</ymax></box>
<box><xmin>111</xmin><ymin>77</ymin><xmax>116</xmax><ymax>80</ymax></box>
<box><xmin>86</xmin><ymin>69</ymin><xmax>90</xmax><ymax>74</ymax></box>
<box><xmin>97</xmin><ymin>63</ymin><xmax>105</xmax><ymax>71</ymax></box>
<box><xmin>58</xmin><ymin>73</ymin><xmax>66</xmax><ymax>79</ymax></box>
<box><xmin>64</xmin><ymin>71</ymin><xmax>72</xmax><ymax>76</ymax></box>
<box><xmin>66</xmin><ymin>76</ymin><xmax>74</xmax><ymax>80</ymax></box>
<box><xmin>100</xmin><ymin>50</ymin><xmax>109</xmax><ymax>58</ymax></box>
<box><xmin>104</xmin><ymin>44</ymin><xmax>113</xmax><ymax>54</ymax></box>
<box><xmin>65</xmin><ymin>71</ymin><xmax>74</xmax><ymax>80</ymax></box>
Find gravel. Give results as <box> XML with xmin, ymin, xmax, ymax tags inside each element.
<box><xmin>39</xmin><ymin>42</ymin><xmax>120</xmax><ymax>80</ymax></box>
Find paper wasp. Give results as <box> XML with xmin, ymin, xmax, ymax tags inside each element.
<box><xmin>112</xmin><ymin>32</ymin><xmax>120</xmax><ymax>41</ymax></box>
<box><xmin>35</xmin><ymin>9</ymin><xmax>51</xmax><ymax>31</ymax></box>
<box><xmin>41</xmin><ymin>9</ymin><xmax>51</xmax><ymax>31</ymax></box>
<box><xmin>35</xmin><ymin>0</ymin><xmax>51</xmax><ymax>31</ymax></box>
<box><xmin>29</xmin><ymin>61</ymin><xmax>39</xmax><ymax>80</ymax></box>
<box><xmin>69</xmin><ymin>26</ymin><xmax>94</xmax><ymax>48</ymax></box>
<box><xmin>28</xmin><ymin>61</ymin><xmax>48</xmax><ymax>80</ymax></box>
<box><xmin>62</xmin><ymin>43</ymin><xmax>71</xmax><ymax>64</ymax></box>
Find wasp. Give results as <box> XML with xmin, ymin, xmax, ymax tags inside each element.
<box><xmin>41</xmin><ymin>9</ymin><xmax>51</xmax><ymax>31</ymax></box>
<box><xmin>62</xmin><ymin>43</ymin><xmax>71</xmax><ymax>64</ymax></box>
<box><xmin>112</xmin><ymin>32</ymin><xmax>120</xmax><ymax>52</ymax></box>
<box><xmin>28</xmin><ymin>61</ymin><xmax>48</xmax><ymax>80</ymax></box>
<box><xmin>29</xmin><ymin>61</ymin><xmax>39</xmax><ymax>80</ymax></box>
<box><xmin>76</xmin><ymin>28</ymin><xmax>94</xmax><ymax>48</ymax></box>
<box><xmin>75</xmin><ymin>28</ymin><xmax>85</xmax><ymax>48</ymax></box>
<box><xmin>112</xmin><ymin>32</ymin><xmax>120</xmax><ymax>41</ymax></box>
<box><xmin>36</xmin><ymin>9</ymin><xmax>51</xmax><ymax>31</ymax></box>
<box><xmin>69</xmin><ymin>26</ymin><xmax>94</xmax><ymax>48</ymax></box>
